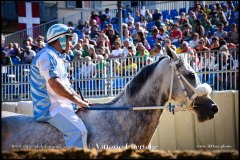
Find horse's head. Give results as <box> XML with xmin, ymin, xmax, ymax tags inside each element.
<box><xmin>165</xmin><ymin>45</ymin><xmax>219</xmax><ymax>122</ymax></box>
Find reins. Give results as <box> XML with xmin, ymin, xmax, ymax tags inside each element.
<box><xmin>77</xmin><ymin>57</ymin><xmax>201</xmax><ymax>114</ymax></box>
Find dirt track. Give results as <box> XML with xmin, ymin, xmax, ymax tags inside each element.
<box><xmin>2</xmin><ymin>148</ymin><xmax>239</xmax><ymax>159</ymax></box>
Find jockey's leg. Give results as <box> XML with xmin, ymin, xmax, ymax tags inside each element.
<box><xmin>47</xmin><ymin>109</ymin><xmax>88</xmax><ymax>148</ymax></box>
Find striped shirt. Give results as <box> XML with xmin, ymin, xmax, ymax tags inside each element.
<box><xmin>30</xmin><ymin>45</ymin><xmax>77</xmax><ymax>122</ymax></box>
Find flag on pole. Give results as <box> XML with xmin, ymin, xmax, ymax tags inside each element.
<box><xmin>17</xmin><ymin>1</ymin><xmax>40</xmax><ymax>38</ymax></box>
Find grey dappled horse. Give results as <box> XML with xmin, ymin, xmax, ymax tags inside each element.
<box><xmin>2</xmin><ymin>46</ymin><xmax>218</xmax><ymax>151</ymax></box>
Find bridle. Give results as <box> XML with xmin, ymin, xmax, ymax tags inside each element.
<box><xmin>167</xmin><ymin>57</ymin><xmax>201</xmax><ymax>112</ymax></box>
<box><xmin>78</xmin><ymin>56</ymin><xmax>211</xmax><ymax>113</ymax></box>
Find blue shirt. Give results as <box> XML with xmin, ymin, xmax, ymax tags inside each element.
<box><xmin>30</xmin><ymin>45</ymin><xmax>77</xmax><ymax>122</ymax></box>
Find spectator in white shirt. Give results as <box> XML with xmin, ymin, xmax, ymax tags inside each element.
<box><xmin>22</xmin><ymin>46</ymin><xmax>36</xmax><ymax>64</ymax></box>
<box><xmin>79</xmin><ymin>56</ymin><xmax>96</xmax><ymax>78</ymax></box>
<box><xmin>131</xmin><ymin>22</ymin><xmax>145</xmax><ymax>44</ymax></box>
<box><xmin>189</xmin><ymin>32</ymin><xmax>200</xmax><ymax>49</ymax></box>
<box><xmin>122</xmin><ymin>39</ymin><xmax>136</xmax><ymax>58</ymax></box>
<box><xmin>213</xmin><ymin>23</ymin><xmax>228</xmax><ymax>39</ymax></box>
<box><xmin>125</xmin><ymin>13</ymin><xmax>134</xmax><ymax>25</ymax></box>
<box><xmin>109</xmin><ymin>41</ymin><xmax>123</xmax><ymax>58</ymax></box>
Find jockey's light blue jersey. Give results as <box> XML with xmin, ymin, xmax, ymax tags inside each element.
<box><xmin>30</xmin><ymin>45</ymin><xmax>77</xmax><ymax>122</ymax></box>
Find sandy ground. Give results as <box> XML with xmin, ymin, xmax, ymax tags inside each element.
<box><xmin>2</xmin><ymin>148</ymin><xmax>239</xmax><ymax>159</ymax></box>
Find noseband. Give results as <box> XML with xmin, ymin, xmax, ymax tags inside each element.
<box><xmin>168</xmin><ymin>58</ymin><xmax>201</xmax><ymax>112</ymax></box>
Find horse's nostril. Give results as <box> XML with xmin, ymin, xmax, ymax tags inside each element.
<box><xmin>211</xmin><ymin>104</ymin><xmax>218</xmax><ymax>114</ymax></box>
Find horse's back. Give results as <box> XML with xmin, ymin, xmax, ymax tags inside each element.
<box><xmin>2</xmin><ymin>111</ymin><xmax>65</xmax><ymax>151</ymax></box>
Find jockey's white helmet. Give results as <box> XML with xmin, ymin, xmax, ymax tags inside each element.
<box><xmin>46</xmin><ymin>23</ymin><xmax>74</xmax><ymax>50</ymax></box>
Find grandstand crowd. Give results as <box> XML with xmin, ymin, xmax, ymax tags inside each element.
<box><xmin>1</xmin><ymin>1</ymin><xmax>239</xmax><ymax>90</ymax></box>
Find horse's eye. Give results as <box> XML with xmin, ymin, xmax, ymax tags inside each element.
<box><xmin>188</xmin><ymin>73</ymin><xmax>195</xmax><ymax>79</ymax></box>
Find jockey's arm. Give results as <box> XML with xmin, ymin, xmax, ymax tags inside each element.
<box><xmin>48</xmin><ymin>77</ymin><xmax>89</xmax><ymax>108</ymax></box>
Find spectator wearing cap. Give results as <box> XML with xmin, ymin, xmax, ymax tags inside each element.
<box><xmin>169</xmin><ymin>23</ymin><xmax>183</xmax><ymax>43</ymax></box>
<box><xmin>213</xmin><ymin>23</ymin><xmax>227</xmax><ymax>39</ymax></box>
<box><xmin>1</xmin><ymin>51</ymin><xmax>13</xmax><ymax>65</ymax></box>
<box><xmin>189</xmin><ymin>32</ymin><xmax>200</xmax><ymax>49</ymax></box>
<box><xmin>194</xmin><ymin>20</ymin><xmax>205</xmax><ymax>38</ymax></box>
<box><xmin>227</xmin><ymin>23</ymin><xmax>238</xmax><ymax>44</ymax></box>
<box><xmin>109</xmin><ymin>41</ymin><xmax>123</xmax><ymax>58</ymax></box>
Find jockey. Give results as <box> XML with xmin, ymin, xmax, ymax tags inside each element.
<box><xmin>30</xmin><ymin>23</ymin><xmax>89</xmax><ymax>148</ymax></box>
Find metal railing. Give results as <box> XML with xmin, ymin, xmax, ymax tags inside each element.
<box><xmin>4</xmin><ymin>8</ymin><xmax>99</xmax><ymax>46</ymax></box>
<box><xmin>1</xmin><ymin>49</ymin><xmax>238</xmax><ymax>102</ymax></box>
<box><xmin>4</xmin><ymin>0</ymin><xmax>238</xmax><ymax>46</ymax></box>
<box><xmin>3</xmin><ymin>1</ymin><xmax>195</xmax><ymax>46</ymax></box>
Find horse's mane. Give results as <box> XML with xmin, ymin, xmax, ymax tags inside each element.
<box><xmin>126</xmin><ymin>56</ymin><xmax>168</xmax><ymax>97</ymax></box>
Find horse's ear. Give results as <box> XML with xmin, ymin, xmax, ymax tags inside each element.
<box><xmin>165</xmin><ymin>45</ymin><xmax>178</xmax><ymax>60</ymax></box>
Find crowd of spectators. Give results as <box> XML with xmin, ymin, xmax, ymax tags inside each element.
<box><xmin>1</xmin><ymin>2</ymin><xmax>239</xmax><ymax>89</ymax></box>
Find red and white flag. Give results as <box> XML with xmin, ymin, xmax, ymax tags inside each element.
<box><xmin>17</xmin><ymin>1</ymin><xmax>40</xmax><ymax>38</ymax></box>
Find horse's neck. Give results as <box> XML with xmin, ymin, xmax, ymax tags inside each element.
<box><xmin>81</xmin><ymin>61</ymin><xmax>170</xmax><ymax>145</ymax></box>
<box><xmin>103</xmin><ymin>70</ymin><xmax>169</xmax><ymax>144</ymax></box>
